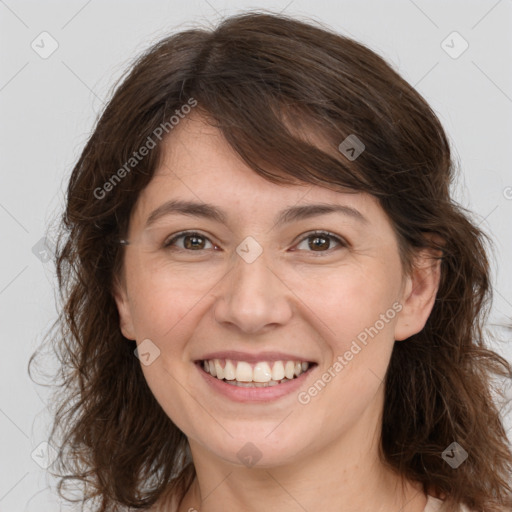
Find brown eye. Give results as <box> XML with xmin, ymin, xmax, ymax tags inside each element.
<box><xmin>294</xmin><ymin>231</ymin><xmax>347</xmax><ymax>254</ymax></box>
<box><xmin>163</xmin><ymin>231</ymin><xmax>215</xmax><ymax>251</ymax></box>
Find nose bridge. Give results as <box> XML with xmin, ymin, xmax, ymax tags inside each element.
<box><xmin>234</xmin><ymin>236</ymin><xmax>272</xmax><ymax>293</ymax></box>
<box><xmin>213</xmin><ymin>235</ymin><xmax>292</xmax><ymax>333</ymax></box>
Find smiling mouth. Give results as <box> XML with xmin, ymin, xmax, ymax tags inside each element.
<box><xmin>197</xmin><ymin>358</ymin><xmax>317</xmax><ymax>387</ymax></box>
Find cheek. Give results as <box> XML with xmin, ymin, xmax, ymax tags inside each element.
<box><xmin>125</xmin><ymin>256</ymin><xmax>213</xmax><ymax>342</ymax></box>
<box><xmin>301</xmin><ymin>258</ymin><xmax>402</xmax><ymax>421</ymax></box>
<box><xmin>125</xmin><ymin>265</ymin><xmax>205</xmax><ymax>431</ymax></box>
<box><xmin>293</xmin><ymin>258</ymin><xmax>402</xmax><ymax>352</ymax></box>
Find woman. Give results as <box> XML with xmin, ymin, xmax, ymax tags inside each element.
<box><xmin>30</xmin><ymin>11</ymin><xmax>512</xmax><ymax>512</ymax></box>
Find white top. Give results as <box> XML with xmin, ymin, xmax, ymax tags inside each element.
<box><xmin>424</xmin><ymin>495</ymin><xmax>472</xmax><ymax>512</ymax></box>
<box><xmin>155</xmin><ymin>493</ymin><xmax>471</xmax><ymax>511</ymax></box>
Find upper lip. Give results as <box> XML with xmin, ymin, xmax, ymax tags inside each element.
<box><xmin>196</xmin><ymin>351</ymin><xmax>317</xmax><ymax>364</ymax></box>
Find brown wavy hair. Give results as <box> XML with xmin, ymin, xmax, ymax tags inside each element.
<box><xmin>29</xmin><ymin>10</ymin><xmax>512</xmax><ymax>512</ymax></box>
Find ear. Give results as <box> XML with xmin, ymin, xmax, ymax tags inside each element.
<box><xmin>394</xmin><ymin>246</ymin><xmax>442</xmax><ymax>341</ymax></box>
<box><xmin>112</xmin><ymin>274</ymin><xmax>137</xmax><ymax>341</ymax></box>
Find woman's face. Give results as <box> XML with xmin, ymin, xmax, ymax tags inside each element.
<box><xmin>114</xmin><ymin>113</ymin><xmax>438</xmax><ymax>469</ymax></box>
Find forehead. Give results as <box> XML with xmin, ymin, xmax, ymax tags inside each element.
<box><xmin>130</xmin><ymin>112</ymin><xmax>385</xmax><ymax>230</ymax></box>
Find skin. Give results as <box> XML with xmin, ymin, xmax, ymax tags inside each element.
<box><xmin>114</xmin><ymin>112</ymin><xmax>441</xmax><ymax>512</ymax></box>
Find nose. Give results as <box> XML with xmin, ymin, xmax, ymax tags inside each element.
<box><xmin>213</xmin><ymin>245</ymin><xmax>293</xmax><ymax>334</ymax></box>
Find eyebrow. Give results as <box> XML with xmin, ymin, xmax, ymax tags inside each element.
<box><xmin>144</xmin><ymin>199</ymin><xmax>368</xmax><ymax>229</ymax></box>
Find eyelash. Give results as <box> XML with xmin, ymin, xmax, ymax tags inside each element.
<box><xmin>162</xmin><ymin>230</ymin><xmax>348</xmax><ymax>256</ymax></box>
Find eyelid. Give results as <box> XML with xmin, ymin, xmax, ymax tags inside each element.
<box><xmin>163</xmin><ymin>229</ymin><xmax>348</xmax><ymax>253</ymax></box>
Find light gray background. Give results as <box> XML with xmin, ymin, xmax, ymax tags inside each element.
<box><xmin>1</xmin><ymin>1</ymin><xmax>511</xmax><ymax>510</ymax></box>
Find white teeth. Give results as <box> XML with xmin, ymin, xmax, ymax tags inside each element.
<box><xmin>284</xmin><ymin>361</ymin><xmax>295</xmax><ymax>379</ymax></box>
<box><xmin>253</xmin><ymin>362</ymin><xmax>272</xmax><ymax>382</ymax></box>
<box><xmin>202</xmin><ymin>358</ymin><xmax>312</xmax><ymax>384</ymax></box>
<box><xmin>235</xmin><ymin>361</ymin><xmax>253</xmax><ymax>382</ymax></box>
<box><xmin>214</xmin><ymin>359</ymin><xmax>224</xmax><ymax>380</ymax></box>
<box><xmin>271</xmin><ymin>361</ymin><xmax>285</xmax><ymax>381</ymax></box>
<box><xmin>224</xmin><ymin>360</ymin><xmax>236</xmax><ymax>381</ymax></box>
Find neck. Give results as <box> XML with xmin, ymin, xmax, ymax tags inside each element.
<box><xmin>177</xmin><ymin>402</ymin><xmax>427</xmax><ymax>512</ymax></box>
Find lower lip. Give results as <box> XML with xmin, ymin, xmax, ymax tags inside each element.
<box><xmin>195</xmin><ymin>362</ymin><xmax>316</xmax><ymax>403</ymax></box>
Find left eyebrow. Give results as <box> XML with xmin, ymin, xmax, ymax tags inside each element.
<box><xmin>144</xmin><ymin>199</ymin><xmax>369</xmax><ymax>229</ymax></box>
